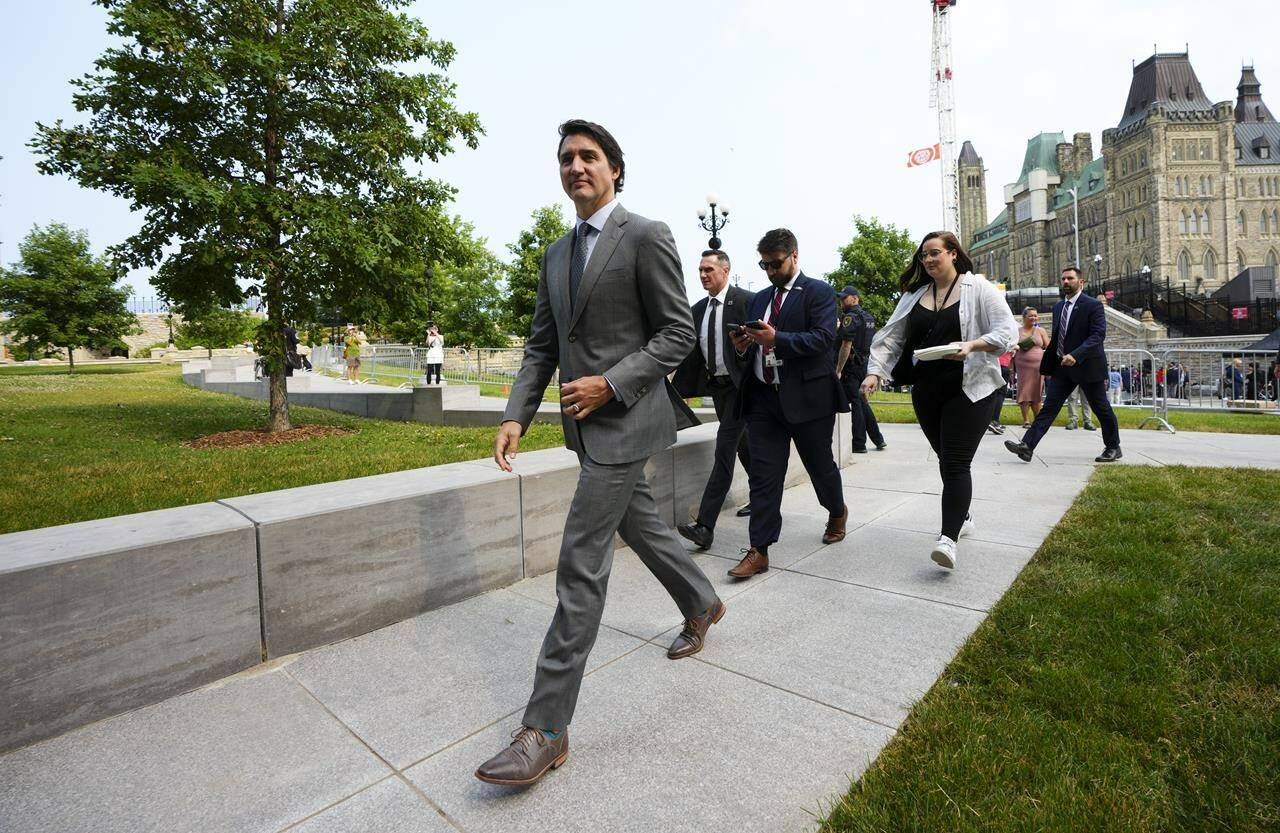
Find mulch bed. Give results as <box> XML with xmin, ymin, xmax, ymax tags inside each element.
<box><xmin>182</xmin><ymin>425</ymin><xmax>356</xmax><ymax>449</ymax></box>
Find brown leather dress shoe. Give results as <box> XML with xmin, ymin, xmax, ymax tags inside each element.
<box><xmin>727</xmin><ymin>547</ymin><xmax>769</xmax><ymax>579</ymax></box>
<box><xmin>822</xmin><ymin>506</ymin><xmax>848</xmax><ymax>544</ymax></box>
<box><xmin>475</xmin><ymin>726</ymin><xmax>569</xmax><ymax>786</ymax></box>
<box><xmin>667</xmin><ymin>599</ymin><xmax>726</xmax><ymax>659</ymax></box>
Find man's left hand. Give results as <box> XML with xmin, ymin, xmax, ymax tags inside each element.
<box><xmin>1061</xmin><ymin>354</ymin><xmax>1077</xmax><ymax>367</ymax></box>
<box><xmin>561</xmin><ymin>376</ymin><xmax>614</xmax><ymax>420</ymax></box>
<box><xmin>740</xmin><ymin>321</ymin><xmax>777</xmax><ymax>349</ymax></box>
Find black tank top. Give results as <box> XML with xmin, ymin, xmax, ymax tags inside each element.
<box><xmin>906</xmin><ymin>301</ymin><xmax>963</xmax><ymax>383</ymax></box>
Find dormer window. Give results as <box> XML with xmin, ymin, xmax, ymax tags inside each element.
<box><xmin>1252</xmin><ymin>136</ymin><xmax>1272</xmax><ymax>160</ymax></box>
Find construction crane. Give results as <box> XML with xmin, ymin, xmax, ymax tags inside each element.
<box><xmin>930</xmin><ymin>0</ymin><xmax>959</xmax><ymax>232</ymax></box>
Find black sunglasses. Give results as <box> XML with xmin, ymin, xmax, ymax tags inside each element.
<box><xmin>758</xmin><ymin>255</ymin><xmax>792</xmax><ymax>271</ymax></box>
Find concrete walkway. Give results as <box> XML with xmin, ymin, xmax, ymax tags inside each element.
<box><xmin>2</xmin><ymin>425</ymin><xmax>1278</xmax><ymax>833</ymax></box>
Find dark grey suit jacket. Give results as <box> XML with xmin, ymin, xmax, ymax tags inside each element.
<box><xmin>503</xmin><ymin>204</ymin><xmax>698</xmax><ymax>465</ymax></box>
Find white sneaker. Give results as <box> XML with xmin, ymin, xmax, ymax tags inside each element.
<box><xmin>930</xmin><ymin>535</ymin><xmax>957</xmax><ymax>569</ymax></box>
<box><xmin>959</xmin><ymin>514</ymin><xmax>975</xmax><ymax>538</ymax></box>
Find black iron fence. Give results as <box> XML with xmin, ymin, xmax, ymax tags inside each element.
<box><xmin>1092</xmin><ymin>273</ymin><xmax>1278</xmax><ymax>337</ymax></box>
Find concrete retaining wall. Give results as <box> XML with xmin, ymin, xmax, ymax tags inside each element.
<box><xmin>0</xmin><ymin>415</ymin><xmax>850</xmax><ymax>754</ymax></box>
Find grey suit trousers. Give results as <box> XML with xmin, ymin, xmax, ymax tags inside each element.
<box><xmin>523</xmin><ymin>453</ymin><xmax>718</xmax><ymax>731</ymax></box>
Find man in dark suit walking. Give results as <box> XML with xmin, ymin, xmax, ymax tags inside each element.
<box><xmin>477</xmin><ymin>120</ymin><xmax>723</xmax><ymax>787</ymax></box>
<box><xmin>1005</xmin><ymin>265</ymin><xmax>1122</xmax><ymax>463</ymax></box>
<box><xmin>726</xmin><ymin>229</ymin><xmax>850</xmax><ymax>580</ymax></box>
<box><xmin>672</xmin><ymin>250</ymin><xmax>754</xmax><ymax>550</ymax></box>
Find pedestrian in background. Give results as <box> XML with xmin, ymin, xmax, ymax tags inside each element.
<box><xmin>834</xmin><ymin>286</ymin><xmax>886</xmax><ymax>453</ymax></box>
<box><xmin>1013</xmin><ymin>306</ymin><xmax>1048</xmax><ymax>428</ymax></box>
<box><xmin>1108</xmin><ymin>366</ymin><xmax>1122</xmax><ymax>405</ymax></box>
<box><xmin>343</xmin><ymin>326</ymin><xmax>362</xmax><ymax>383</ymax></box>
<box><xmin>864</xmin><ymin>231</ymin><xmax>1017</xmax><ymax>570</ymax></box>
<box><xmin>424</xmin><ymin>323</ymin><xmax>444</xmax><ymax>385</ymax></box>
<box><xmin>987</xmin><ymin>348</ymin><xmax>1012</xmax><ymax>434</ymax></box>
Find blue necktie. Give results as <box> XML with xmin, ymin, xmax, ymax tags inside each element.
<box><xmin>570</xmin><ymin>223</ymin><xmax>592</xmax><ymax>309</ymax></box>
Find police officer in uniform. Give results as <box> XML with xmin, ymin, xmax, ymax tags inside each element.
<box><xmin>835</xmin><ymin>286</ymin><xmax>886</xmax><ymax>453</ymax></box>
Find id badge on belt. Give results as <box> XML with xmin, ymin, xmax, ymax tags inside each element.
<box><xmin>765</xmin><ymin>353</ymin><xmax>783</xmax><ymax>368</ymax></box>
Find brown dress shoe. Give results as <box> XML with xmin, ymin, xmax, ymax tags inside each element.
<box><xmin>667</xmin><ymin>599</ymin><xmax>726</xmax><ymax>659</ymax></box>
<box><xmin>727</xmin><ymin>547</ymin><xmax>769</xmax><ymax>579</ymax></box>
<box><xmin>475</xmin><ymin>726</ymin><xmax>569</xmax><ymax>786</ymax></box>
<box><xmin>822</xmin><ymin>506</ymin><xmax>848</xmax><ymax>544</ymax></box>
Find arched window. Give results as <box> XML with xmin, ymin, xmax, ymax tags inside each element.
<box><xmin>1238</xmin><ymin>249</ymin><xmax>1247</xmax><ymax>272</ymax></box>
<box><xmin>1180</xmin><ymin>211</ymin><xmax>1189</xmax><ymax>234</ymax></box>
<box><xmin>1238</xmin><ymin>211</ymin><xmax>1247</xmax><ymax>236</ymax></box>
<box><xmin>1203</xmin><ymin>249</ymin><xmax>1217</xmax><ymax>283</ymax></box>
<box><xmin>1269</xmin><ymin>250</ymin><xmax>1280</xmax><ymax>271</ymax></box>
<box><xmin>1274</xmin><ymin>209</ymin><xmax>1280</xmax><ymax>231</ymax></box>
<box><xmin>1142</xmin><ymin>217</ymin><xmax>1148</xmax><ymax>239</ymax></box>
<box><xmin>1199</xmin><ymin>176</ymin><xmax>1206</xmax><ymax>195</ymax></box>
<box><xmin>1177</xmin><ymin>250</ymin><xmax>1191</xmax><ymax>282</ymax></box>
<box><xmin>1263</xmin><ymin>212</ymin><xmax>1271</xmax><ymax>236</ymax></box>
<box><xmin>1203</xmin><ymin>209</ymin><xmax>1210</xmax><ymax>235</ymax></box>
<box><xmin>1123</xmin><ymin>259</ymin><xmax>1133</xmax><ymax>276</ymax></box>
<box><xmin>1207</xmin><ymin>177</ymin><xmax>1214</xmax><ymax>195</ymax></box>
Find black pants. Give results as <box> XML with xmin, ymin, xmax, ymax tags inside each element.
<box><xmin>840</xmin><ymin>369</ymin><xmax>883</xmax><ymax>450</ymax></box>
<box><xmin>426</xmin><ymin>363</ymin><xmax>442</xmax><ymax>384</ymax></box>
<box><xmin>911</xmin><ymin>377</ymin><xmax>1000</xmax><ymax>541</ymax></box>
<box><xmin>991</xmin><ymin>364</ymin><xmax>1011</xmax><ymax>423</ymax></box>
<box><xmin>1022</xmin><ymin>375</ymin><xmax>1120</xmax><ymax>452</ymax></box>
<box><xmin>745</xmin><ymin>382</ymin><xmax>844</xmax><ymax>549</ymax></box>
<box><xmin>696</xmin><ymin>377</ymin><xmax>750</xmax><ymax>528</ymax></box>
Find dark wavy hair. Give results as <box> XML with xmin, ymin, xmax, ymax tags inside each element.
<box><xmin>557</xmin><ymin>119</ymin><xmax>625</xmax><ymax>192</ymax></box>
<box><xmin>899</xmin><ymin>230</ymin><xmax>975</xmax><ymax>293</ymax></box>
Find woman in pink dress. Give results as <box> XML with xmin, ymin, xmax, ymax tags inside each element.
<box><xmin>1013</xmin><ymin>306</ymin><xmax>1049</xmax><ymax>428</ymax></box>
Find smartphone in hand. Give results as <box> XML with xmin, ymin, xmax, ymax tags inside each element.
<box><xmin>743</xmin><ymin>320</ymin><xmax>768</xmax><ymax>330</ymax></box>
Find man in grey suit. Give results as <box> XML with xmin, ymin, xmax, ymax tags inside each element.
<box><xmin>475</xmin><ymin>120</ymin><xmax>724</xmax><ymax>787</ymax></box>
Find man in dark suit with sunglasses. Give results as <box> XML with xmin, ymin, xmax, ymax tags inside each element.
<box><xmin>727</xmin><ymin>228</ymin><xmax>850</xmax><ymax>580</ymax></box>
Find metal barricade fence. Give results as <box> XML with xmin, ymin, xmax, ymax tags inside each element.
<box><xmin>1103</xmin><ymin>347</ymin><xmax>1174</xmax><ymax>432</ymax></box>
<box><xmin>440</xmin><ymin>347</ymin><xmax>559</xmax><ymax>389</ymax></box>
<box><xmin>1150</xmin><ymin>347</ymin><xmax>1278</xmax><ymax>411</ymax></box>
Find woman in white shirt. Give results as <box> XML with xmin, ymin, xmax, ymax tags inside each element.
<box><xmin>424</xmin><ymin>324</ymin><xmax>444</xmax><ymax>384</ymax></box>
<box><xmin>862</xmin><ymin>231</ymin><xmax>1017</xmax><ymax>569</ymax></box>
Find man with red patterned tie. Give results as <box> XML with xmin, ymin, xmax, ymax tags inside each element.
<box><xmin>727</xmin><ymin>228</ymin><xmax>850</xmax><ymax>580</ymax></box>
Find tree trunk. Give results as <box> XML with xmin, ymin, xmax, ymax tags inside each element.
<box><xmin>66</xmin><ymin>344</ymin><xmax>75</xmax><ymax>373</ymax></box>
<box><xmin>264</xmin><ymin>0</ymin><xmax>291</xmax><ymax>433</ymax></box>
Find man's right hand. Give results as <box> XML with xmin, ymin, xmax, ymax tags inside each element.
<box><xmin>860</xmin><ymin>374</ymin><xmax>880</xmax><ymax>400</ymax></box>
<box><xmin>494</xmin><ymin>420</ymin><xmax>522</xmax><ymax>472</ymax></box>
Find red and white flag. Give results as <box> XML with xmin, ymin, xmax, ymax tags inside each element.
<box><xmin>907</xmin><ymin>144</ymin><xmax>941</xmax><ymax>168</ymax></box>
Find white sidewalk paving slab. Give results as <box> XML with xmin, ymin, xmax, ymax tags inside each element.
<box><xmin>0</xmin><ymin>671</ymin><xmax>391</xmax><ymax>833</ymax></box>
<box><xmin>403</xmin><ymin>646</ymin><xmax>893</xmax><ymax>833</ymax></box>
<box><xmin>2</xmin><ymin>424</ymin><xmax>1279</xmax><ymax>833</ymax></box>
<box><xmin>282</xmin><ymin>590</ymin><xmax>643</xmax><ymax>771</ymax></box>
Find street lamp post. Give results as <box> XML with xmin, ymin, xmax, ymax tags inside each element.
<box><xmin>697</xmin><ymin>194</ymin><xmax>730</xmax><ymax>250</ymax></box>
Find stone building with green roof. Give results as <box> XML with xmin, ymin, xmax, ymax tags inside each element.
<box><xmin>961</xmin><ymin>52</ymin><xmax>1280</xmax><ymax>296</ymax></box>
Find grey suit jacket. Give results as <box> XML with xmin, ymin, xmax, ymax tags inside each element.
<box><xmin>503</xmin><ymin>204</ymin><xmax>698</xmax><ymax>465</ymax></box>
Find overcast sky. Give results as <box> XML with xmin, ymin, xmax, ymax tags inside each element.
<box><xmin>2</xmin><ymin>0</ymin><xmax>1277</xmax><ymax>305</ymax></box>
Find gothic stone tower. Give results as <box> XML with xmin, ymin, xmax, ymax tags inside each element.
<box><xmin>957</xmin><ymin>140</ymin><xmax>987</xmax><ymax>248</ymax></box>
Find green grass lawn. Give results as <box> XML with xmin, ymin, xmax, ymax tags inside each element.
<box><xmin>821</xmin><ymin>465</ymin><xmax>1280</xmax><ymax>832</ymax></box>
<box><xmin>866</xmin><ymin>397</ymin><xmax>1280</xmax><ymax>435</ymax></box>
<box><xmin>0</xmin><ymin>364</ymin><xmax>564</xmax><ymax>534</ymax></box>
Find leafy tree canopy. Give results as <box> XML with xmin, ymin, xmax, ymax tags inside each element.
<box><xmin>505</xmin><ymin>204</ymin><xmax>569</xmax><ymax>336</ymax></box>
<box><xmin>31</xmin><ymin>0</ymin><xmax>481</xmax><ymax>427</ymax></box>
<box><xmin>825</xmin><ymin>215</ymin><xmax>917</xmax><ymax>324</ymax></box>
<box><xmin>174</xmin><ymin>306</ymin><xmax>260</xmax><ymax>351</ymax></box>
<box><xmin>0</xmin><ymin>223</ymin><xmax>137</xmax><ymax>371</ymax></box>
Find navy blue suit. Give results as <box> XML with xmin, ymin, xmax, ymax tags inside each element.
<box><xmin>1022</xmin><ymin>293</ymin><xmax>1120</xmax><ymax>452</ymax></box>
<box><xmin>736</xmin><ymin>273</ymin><xmax>849</xmax><ymax>549</ymax></box>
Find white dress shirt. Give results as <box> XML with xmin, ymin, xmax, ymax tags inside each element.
<box><xmin>1058</xmin><ymin>289</ymin><xmax>1083</xmax><ymax>355</ymax></box>
<box><xmin>573</xmin><ymin>198</ymin><xmax>619</xmax><ymax>266</ymax></box>
<box><xmin>753</xmin><ymin>274</ymin><xmax>797</xmax><ymax>383</ymax></box>
<box><xmin>699</xmin><ymin>285</ymin><xmax>731</xmax><ymax>378</ymax></box>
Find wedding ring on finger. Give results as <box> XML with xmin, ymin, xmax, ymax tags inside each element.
<box><xmin>573</xmin><ymin>403</ymin><xmax>581</xmax><ymax>413</ymax></box>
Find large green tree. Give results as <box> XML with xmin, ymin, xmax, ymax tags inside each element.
<box><xmin>505</xmin><ymin>205</ymin><xmax>569</xmax><ymax>337</ymax></box>
<box><xmin>0</xmin><ymin>224</ymin><xmax>137</xmax><ymax>371</ymax></box>
<box><xmin>174</xmin><ymin>305</ymin><xmax>260</xmax><ymax>353</ymax></box>
<box><xmin>32</xmin><ymin>0</ymin><xmax>481</xmax><ymax>430</ymax></box>
<box><xmin>385</xmin><ymin>218</ymin><xmax>506</xmax><ymax>348</ymax></box>
<box><xmin>825</xmin><ymin>215</ymin><xmax>917</xmax><ymax>324</ymax></box>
